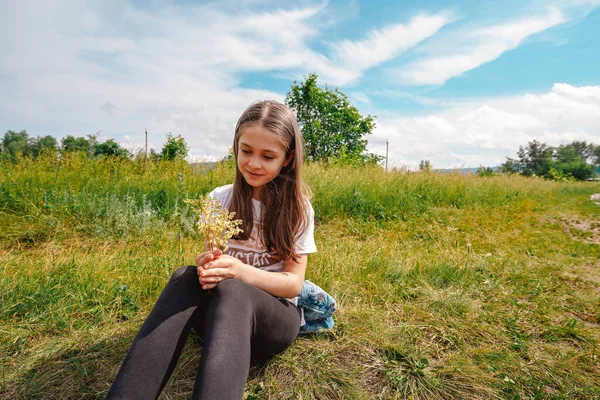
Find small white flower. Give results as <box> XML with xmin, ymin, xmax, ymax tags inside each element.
<box><xmin>184</xmin><ymin>195</ymin><xmax>243</xmax><ymax>251</ymax></box>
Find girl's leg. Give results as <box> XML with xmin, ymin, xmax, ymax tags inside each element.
<box><xmin>192</xmin><ymin>279</ymin><xmax>301</xmax><ymax>400</ymax></box>
<box><xmin>106</xmin><ymin>266</ymin><xmax>208</xmax><ymax>400</ymax></box>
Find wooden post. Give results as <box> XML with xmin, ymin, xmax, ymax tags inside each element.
<box><xmin>385</xmin><ymin>139</ymin><xmax>389</xmax><ymax>172</ymax></box>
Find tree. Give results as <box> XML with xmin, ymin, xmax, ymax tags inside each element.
<box><xmin>2</xmin><ymin>130</ymin><xmax>30</xmax><ymax>161</ymax></box>
<box><xmin>556</xmin><ymin>160</ymin><xmax>594</xmax><ymax>180</ymax></box>
<box><xmin>148</xmin><ymin>148</ymin><xmax>163</xmax><ymax>161</ymax></box>
<box><xmin>285</xmin><ymin>73</ymin><xmax>378</xmax><ymax>164</ymax></box>
<box><xmin>592</xmin><ymin>144</ymin><xmax>600</xmax><ymax>166</ymax></box>
<box><xmin>476</xmin><ymin>166</ymin><xmax>496</xmax><ymax>177</ymax></box>
<box><xmin>516</xmin><ymin>140</ymin><xmax>554</xmax><ymax>176</ymax></box>
<box><xmin>553</xmin><ymin>142</ymin><xmax>595</xmax><ymax>180</ymax></box>
<box><xmin>94</xmin><ymin>139</ymin><xmax>131</xmax><ymax>158</ymax></box>
<box><xmin>62</xmin><ymin>135</ymin><xmax>92</xmax><ymax>154</ymax></box>
<box><xmin>500</xmin><ymin>158</ymin><xmax>520</xmax><ymax>174</ymax></box>
<box><xmin>563</xmin><ymin>141</ymin><xmax>595</xmax><ymax>163</ymax></box>
<box><xmin>504</xmin><ymin>139</ymin><xmax>599</xmax><ymax>181</ymax></box>
<box><xmin>160</xmin><ymin>133</ymin><xmax>188</xmax><ymax>160</ymax></box>
<box><xmin>30</xmin><ymin>135</ymin><xmax>58</xmax><ymax>158</ymax></box>
<box><xmin>418</xmin><ymin>159</ymin><xmax>432</xmax><ymax>171</ymax></box>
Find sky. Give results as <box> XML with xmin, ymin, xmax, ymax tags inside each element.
<box><xmin>1</xmin><ymin>0</ymin><xmax>599</xmax><ymax>168</ymax></box>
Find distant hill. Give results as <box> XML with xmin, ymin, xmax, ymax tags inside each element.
<box><xmin>189</xmin><ymin>161</ymin><xmax>218</xmax><ymax>171</ymax></box>
<box><xmin>435</xmin><ymin>166</ymin><xmax>501</xmax><ymax>174</ymax></box>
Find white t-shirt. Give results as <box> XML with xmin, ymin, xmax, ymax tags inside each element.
<box><xmin>209</xmin><ymin>184</ymin><xmax>317</xmax><ymax>269</ymax></box>
<box><xmin>208</xmin><ymin>184</ymin><xmax>317</xmax><ymax>317</ymax></box>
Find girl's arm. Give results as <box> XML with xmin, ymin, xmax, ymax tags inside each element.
<box><xmin>198</xmin><ymin>254</ymin><xmax>307</xmax><ymax>298</ymax></box>
<box><xmin>240</xmin><ymin>256</ymin><xmax>307</xmax><ymax>298</ymax></box>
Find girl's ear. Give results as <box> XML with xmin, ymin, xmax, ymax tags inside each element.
<box><xmin>283</xmin><ymin>150</ymin><xmax>295</xmax><ymax>167</ymax></box>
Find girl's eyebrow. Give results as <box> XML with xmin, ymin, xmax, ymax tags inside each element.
<box><xmin>240</xmin><ymin>141</ymin><xmax>278</xmax><ymax>153</ymax></box>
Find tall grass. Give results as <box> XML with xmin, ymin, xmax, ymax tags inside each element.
<box><xmin>1</xmin><ymin>154</ymin><xmax>599</xmax><ymax>399</ymax></box>
<box><xmin>307</xmin><ymin>164</ymin><xmax>546</xmax><ymax>221</ymax></box>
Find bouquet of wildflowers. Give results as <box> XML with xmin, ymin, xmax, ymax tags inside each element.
<box><xmin>184</xmin><ymin>195</ymin><xmax>243</xmax><ymax>252</ymax></box>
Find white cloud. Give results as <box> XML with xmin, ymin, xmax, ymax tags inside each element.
<box><xmin>369</xmin><ymin>84</ymin><xmax>600</xmax><ymax>168</ymax></box>
<box><xmin>519</xmin><ymin>84</ymin><xmax>600</xmax><ymax>128</ymax></box>
<box><xmin>0</xmin><ymin>0</ymin><xmax>326</xmax><ymax>160</ymax></box>
<box><xmin>349</xmin><ymin>92</ymin><xmax>372</xmax><ymax>105</ymax></box>
<box><xmin>398</xmin><ymin>7</ymin><xmax>565</xmax><ymax>85</ymax></box>
<box><xmin>1</xmin><ymin>1</ymin><xmax>598</xmax><ymax>168</ymax></box>
<box><xmin>550</xmin><ymin>83</ymin><xmax>600</xmax><ymax>104</ymax></box>
<box><xmin>455</xmin><ymin>105</ymin><xmax>546</xmax><ymax>149</ymax></box>
<box><xmin>332</xmin><ymin>13</ymin><xmax>451</xmax><ymax>78</ymax></box>
<box><xmin>0</xmin><ymin>0</ymin><xmax>463</xmax><ymax>161</ymax></box>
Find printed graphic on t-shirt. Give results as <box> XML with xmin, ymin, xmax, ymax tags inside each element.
<box><xmin>208</xmin><ymin>184</ymin><xmax>316</xmax><ymax>274</ymax></box>
<box><xmin>225</xmin><ymin>223</ymin><xmax>283</xmax><ymax>271</ymax></box>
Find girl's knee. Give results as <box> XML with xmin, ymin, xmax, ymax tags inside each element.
<box><xmin>213</xmin><ymin>278</ymin><xmax>247</xmax><ymax>296</ymax></box>
<box><xmin>170</xmin><ymin>265</ymin><xmax>198</xmax><ymax>282</ymax></box>
<box><xmin>212</xmin><ymin>279</ymin><xmax>255</xmax><ymax>312</ymax></box>
<box><xmin>163</xmin><ymin>266</ymin><xmax>203</xmax><ymax>302</ymax></box>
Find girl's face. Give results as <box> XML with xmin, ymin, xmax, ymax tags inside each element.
<box><xmin>237</xmin><ymin>124</ymin><xmax>293</xmax><ymax>199</ymax></box>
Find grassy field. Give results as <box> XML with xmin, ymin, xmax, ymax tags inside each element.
<box><xmin>1</xmin><ymin>154</ymin><xmax>599</xmax><ymax>399</ymax></box>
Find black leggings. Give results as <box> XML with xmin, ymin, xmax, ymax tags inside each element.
<box><xmin>106</xmin><ymin>266</ymin><xmax>302</xmax><ymax>400</ymax></box>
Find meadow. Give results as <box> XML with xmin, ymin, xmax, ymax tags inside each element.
<box><xmin>1</xmin><ymin>154</ymin><xmax>599</xmax><ymax>399</ymax></box>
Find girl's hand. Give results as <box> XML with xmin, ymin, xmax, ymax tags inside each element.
<box><xmin>195</xmin><ymin>249</ymin><xmax>223</xmax><ymax>290</ymax></box>
<box><xmin>198</xmin><ymin>255</ymin><xmax>244</xmax><ymax>290</ymax></box>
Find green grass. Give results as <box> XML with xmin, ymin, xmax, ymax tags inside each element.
<box><xmin>1</xmin><ymin>155</ymin><xmax>599</xmax><ymax>399</ymax></box>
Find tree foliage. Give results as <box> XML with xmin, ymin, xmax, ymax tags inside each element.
<box><xmin>94</xmin><ymin>139</ymin><xmax>131</xmax><ymax>158</ymax></box>
<box><xmin>476</xmin><ymin>166</ymin><xmax>496</xmax><ymax>177</ymax></box>
<box><xmin>30</xmin><ymin>135</ymin><xmax>58</xmax><ymax>158</ymax></box>
<box><xmin>1</xmin><ymin>130</ymin><xmax>193</xmax><ymax>164</ymax></box>
<box><xmin>61</xmin><ymin>135</ymin><xmax>94</xmax><ymax>154</ymax></box>
<box><xmin>160</xmin><ymin>133</ymin><xmax>189</xmax><ymax>161</ymax></box>
<box><xmin>285</xmin><ymin>73</ymin><xmax>379</xmax><ymax>164</ymax></box>
<box><xmin>502</xmin><ymin>140</ymin><xmax>599</xmax><ymax>181</ymax></box>
<box><xmin>2</xmin><ymin>130</ymin><xmax>30</xmax><ymax>161</ymax></box>
<box><xmin>418</xmin><ymin>160</ymin><xmax>432</xmax><ymax>171</ymax></box>
<box><xmin>1</xmin><ymin>131</ymin><xmax>59</xmax><ymax>161</ymax></box>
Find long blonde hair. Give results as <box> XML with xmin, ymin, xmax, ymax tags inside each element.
<box><xmin>230</xmin><ymin>100</ymin><xmax>309</xmax><ymax>261</ymax></box>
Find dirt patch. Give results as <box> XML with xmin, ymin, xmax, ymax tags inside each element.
<box><xmin>558</xmin><ymin>214</ymin><xmax>600</xmax><ymax>244</ymax></box>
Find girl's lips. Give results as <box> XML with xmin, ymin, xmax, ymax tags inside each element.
<box><xmin>246</xmin><ymin>171</ymin><xmax>263</xmax><ymax>178</ymax></box>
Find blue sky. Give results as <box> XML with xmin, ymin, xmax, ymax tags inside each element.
<box><xmin>1</xmin><ymin>0</ymin><xmax>599</xmax><ymax>168</ymax></box>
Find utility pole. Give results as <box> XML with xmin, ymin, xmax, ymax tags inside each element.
<box><xmin>385</xmin><ymin>139</ymin><xmax>389</xmax><ymax>172</ymax></box>
<box><xmin>145</xmin><ymin>127</ymin><xmax>148</xmax><ymax>159</ymax></box>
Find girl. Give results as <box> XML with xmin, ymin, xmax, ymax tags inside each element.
<box><xmin>106</xmin><ymin>100</ymin><xmax>317</xmax><ymax>400</ymax></box>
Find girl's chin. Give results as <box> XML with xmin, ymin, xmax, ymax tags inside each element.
<box><xmin>244</xmin><ymin>172</ymin><xmax>264</xmax><ymax>182</ymax></box>
<box><xmin>244</xmin><ymin>177</ymin><xmax>264</xmax><ymax>187</ymax></box>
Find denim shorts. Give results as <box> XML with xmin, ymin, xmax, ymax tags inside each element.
<box><xmin>298</xmin><ymin>280</ymin><xmax>336</xmax><ymax>333</ymax></box>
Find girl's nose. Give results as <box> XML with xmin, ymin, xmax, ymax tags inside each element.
<box><xmin>248</xmin><ymin>158</ymin><xmax>262</xmax><ymax>169</ymax></box>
